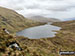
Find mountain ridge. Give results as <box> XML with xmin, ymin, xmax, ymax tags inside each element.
<box><xmin>0</xmin><ymin>7</ymin><xmax>44</xmax><ymax>33</ymax></box>
<box><xmin>28</xmin><ymin>16</ymin><xmax>61</xmax><ymax>23</ymax></box>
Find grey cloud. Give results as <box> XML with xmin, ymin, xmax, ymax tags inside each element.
<box><xmin>0</xmin><ymin>0</ymin><xmax>75</xmax><ymax>20</ymax></box>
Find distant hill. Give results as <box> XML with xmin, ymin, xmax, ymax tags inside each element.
<box><xmin>0</xmin><ymin>7</ymin><xmax>43</xmax><ymax>33</ymax></box>
<box><xmin>28</xmin><ymin>16</ymin><xmax>61</xmax><ymax>23</ymax></box>
<box><xmin>64</xmin><ymin>18</ymin><xmax>75</xmax><ymax>21</ymax></box>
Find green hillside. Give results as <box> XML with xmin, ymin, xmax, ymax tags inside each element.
<box><xmin>0</xmin><ymin>7</ymin><xmax>44</xmax><ymax>33</ymax></box>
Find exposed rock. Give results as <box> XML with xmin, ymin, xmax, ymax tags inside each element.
<box><xmin>6</xmin><ymin>41</ymin><xmax>22</xmax><ymax>51</ymax></box>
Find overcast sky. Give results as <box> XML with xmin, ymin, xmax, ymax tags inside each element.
<box><xmin>0</xmin><ymin>0</ymin><xmax>75</xmax><ymax>20</ymax></box>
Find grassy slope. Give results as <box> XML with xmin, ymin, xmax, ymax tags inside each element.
<box><xmin>0</xmin><ymin>7</ymin><xmax>44</xmax><ymax>33</ymax></box>
<box><xmin>16</xmin><ymin>20</ymin><xmax>75</xmax><ymax>56</ymax></box>
<box><xmin>0</xmin><ymin>20</ymin><xmax>75</xmax><ymax>56</ymax></box>
<box><xmin>0</xmin><ymin>7</ymin><xmax>75</xmax><ymax>56</ymax></box>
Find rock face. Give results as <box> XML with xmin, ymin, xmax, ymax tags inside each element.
<box><xmin>0</xmin><ymin>7</ymin><xmax>41</xmax><ymax>33</ymax></box>
<box><xmin>28</xmin><ymin>16</ymin><xmax>61</xmax><ymax>23</ymax></box>
<box><xmin>6</xmin><ymin>41</ymin><xmax>22</xmax><ymax>51</ymax></box>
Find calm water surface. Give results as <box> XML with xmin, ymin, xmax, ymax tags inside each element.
<box><xmin>16</xmin><ymin>24</ymin><xmax>61</xmax><ymax>39</ymax></box>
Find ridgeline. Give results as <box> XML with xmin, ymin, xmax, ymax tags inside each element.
<box><xmin>0</xmin><ymin>7</ymin><xmax>44</xmax><ymax>33</ymax></box>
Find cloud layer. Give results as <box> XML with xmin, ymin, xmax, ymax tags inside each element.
<box><xmin>0</xmin><ymin>0</ymin><xmax>75</xmax><ymax>20</ymax></box>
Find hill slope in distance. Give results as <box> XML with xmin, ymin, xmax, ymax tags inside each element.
<box><xmin>28</xmin><ymin>16</ymin><xmax>61</xmax><ymax>23</ymax></box>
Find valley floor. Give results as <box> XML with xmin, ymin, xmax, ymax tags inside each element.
<box><xmin>0</xmin><ymin>20</ymin><xmax>75</xmax><ymax>56</ymax></box>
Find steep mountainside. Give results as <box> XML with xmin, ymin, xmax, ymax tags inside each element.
<box><xmin>0</xmin><ymin>7</ymin><xmax>44</xmax><ymax>33</ymax></box>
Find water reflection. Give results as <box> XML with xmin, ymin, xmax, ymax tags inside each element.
<box><xmin>16</xmin><ymin>24</ymin><xmax>61</xmax><ymax>39</ymax></box>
